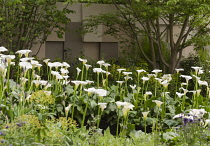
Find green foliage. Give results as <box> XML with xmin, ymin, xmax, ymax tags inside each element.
<box><xmin>59</xmin><ymin>0</ymin><xmax>124</xmax><ymax>4</ymax></box>
<box><xmin>0</xmin><ymin>0</ymin><xmax>73</xmax><ymax>53</ymax></box>
<box><xmin>83</xmin><ymin>0</ymin><xmax>210</xmax><ymax>73</ymax></box>
<box><xmin>2</xmin><ymin>49</ymin><xmax>210</xmax><ymax>145</ymax></box>
<box><xmin>0</xmin><ymin>115</ymin><xmax>78</xmax><ymax>145</ymax></box>
<box><xmin>29</xmin><ymin>90</ymin><xmax>55</xmax><ymax>105</ymax></box>
<box><xmin>180</xmin><ymin>54</ymin><xmax>200</xmax><ymax>75</ymax></box>
<box><xmin>107</xmin><ymin>58</ymin><xmax>149</xmax><ymax>82</ymax></box>
<box><xmin>70</xmin><ymin>127</ymin><xmax>156</xmax><ymax>146</ymax></box>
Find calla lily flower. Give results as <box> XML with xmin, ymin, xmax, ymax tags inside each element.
<box><xmin>123</xmin><ymin>72</ymin><xmax>132</xmax><ymax>76</ymax></box>
<box><xmin>136</xmin><ymin>69</ymin><xmax>146</xmax><ymax>74</ymax></box>
<box><xmin>161</xmin><ymin>80</ymin><xmax>169</xmax><ymax>88</ymax></box>
<box><xmin>84</xmin><ymin>64</ymin><xmax>92</xmax><ymax>70</ymax></box>
<box><xmin>95</xmin><ymin>89</ymin><xmax>107</xmax><ymax>97</ymax></box>
<box><xmin>152</xmin><ymin>69</ymin><xmax>162</xmax><ymax>74</ymax></box>
<box><xmin>79</xmin><ymin>58</ymin><xmax>87</xmax><ymax>64</ymax></box>
<box><xmin>198</xmin><ymin>80</ymin><xmax>208</xmax><ymax>86</ymax></box>
<box><xmin>33</xmin><ymin>80</ymin><xmax>41</xmax><ymax>87</ymax></box>
<box><xmin>180</xmin><ymin>75</ymin><xmax>192</xmax><ymax>84</ymax></box>
<box><xmin>103</xmin><ymin>63</ymin><xmax>111</xmax><ymax>68</ymax></box>
<box><xmin>196</xmin><ymin>89</ymin><xmax>201</xmax><ymax>96</ymax></box>
<box><xmin>16</xmin><ymin>50</ymin><xmax>31</xmax><ymax>57</ymax></box>
<box><xmin>20</xmin><ymin>57</ymin><xmax>34</xmax><ymax>62</ymax></box>
<box><xmin>71</xmin><ymin>81</ymin><xmax>88</xmax><ymax>86</ymax></box>
<box><xmin>152</xmin><ymin>100</ymin><xmax>163</xmax><ymax>107</ymax></box>
<box><xmin>60</xmin><ymin>68</ymin><xmax>69</xmax><ymax>75</ymax></box>
<box><xmin>155</xmin><ymin>78</ymin><xmax>162</xmax><ymax>84</ymax></box>
<box><xmin>176</xmin><ymin>92</ymin><xmax>185</xmax><ymax>98</ymax></box>
<box><xmin>117</xmin><ymin>69</ymin><xmax>126</xmax><ymax>73</ymax></box>
<box><xmin>62</xmin><ymin>62</ymin><xmax>70</xmax><ymax>68</ymax></box>
<box><xmin>124</xmin><ymin>76</ymin><xmax>133</xmax><ymax>81</ymax></box>
<box><xmin>189</xmin><ymin>109</ymin><xmax>207</xmax><ymax>119</ymax></box>
<box><xmin>122</xmin><ymin>102</ymin><xmax>135</xmax><ymax>117</ymax></box>
<box><xmin>97</xmin><ymin>60</ymin><xmax>105</xmax><ymax>66</ymax></box>
<box><xmin>173</xmin><ymin>113</ymin><xmax>185</xmax><ymax>119</ymax></box>
<box><xmin>63</xmin><ymin>75</ymin><xmax>69</xmax><ymax>80</ymax></box>
<box><xmin>115</xmin><ymin>101</ymin><xmax>126</xmax><ymax>108</ymax></box>
<box><xmin>191</xmin><ymin>66</ymin><xmax>202</xmax><ymax>73</ymax></box>
<box><xmin>19</xmin><ymin>62</ymin><xmax>32</xmax><ymax>71</ymax></box>
<box><xmin>142</xmin><ymin>111</ymin><xmax>150</xmax><ymax>120</ymax></box>
<box><xmin>98</xmin><ymin>103</ymin><xmax>107</xmax><ymax>111</ymax></box>
<box><xmin>130</xmin><ymin>84</ymin><xmax>136</xmax><ymax>90</ymax></box>
<box><xmin>1</xmin><ymin>55</ymin><xmax>15</xmax><ymax>64</ymax></box>
<box><xmin>204</xmin><ymin>119</ymin><xmax>210</xmax><ymax>127</ymax></box>
<box><xmin>43</xmin><ymin>59</ymin><xmax>50</xmax><ymax>64</ymax></box>
<box><xmin>39</xmin><ymin>80</ymin><xmax>48</xmax><ymax>86</ymax></box>
<box><xmin>86</xmin><ymin>80</ymin><xmax>94</xmax><ymax>84</ymax></box>
<box><xmin>76</xmin><ymin>67</ymin><xmax>81</xmax><ymax>75</ymax></box>
<box><xmin>84</xmin><ymin>87</ymin><xmax>96</xmax><ymax>95</ymax></box>
<box><xmin>175</xmin><ymin>68</ymin><xmax>184</xmax><ymax>73</ymax></box>
<box><xmin>0</xmin><ymin>46</ymin><xmax>8</xmax><ymax>52</ymax></box>
<box><xmin>65</xmin><ymin>104</ymin><xmax>72</xmax><ymax>114</ymax></box>
<box><xmin>93</xmin><ymin>68</ymin><xmax>103</xmax><ymax>73</ymax></box>
<box><xmin>142</xmin><ymin>76</ymin><xmax>150</xmax><ymax>84</ymax></box>
<box><xmin>147</xmin><ymin>74</ymin><xmax>155</xmax><ymax>78</ymax></box>
<box><xmin>116</xmin><ymin>81</ymin><xmax>124</xmax><ymax>84</ymax></box>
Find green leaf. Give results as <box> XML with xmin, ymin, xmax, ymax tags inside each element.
<box><xmin>163</xmin><ymin>119</ymin><xmax>179</xmax><ymax>127</ymax></box>
<box><xmin>56</xmin><ymin>104</ymin><xmax>63</xmax><ymax>112</ymax></box>
<box><xmin>127</xmin><ymin>123</ymin><xmax>135</xmax><ymax>134</ymax></box>
<box><xmin>90</xmin><ymin>100</ymin><xmax>97</xmax><ymax>108</ymax></box>
<box><xmin>106</xmin><ymin>102</ymin><xmax>117</xmax><ymax>112</ymax></box>
<box><xmin>163</xmin><ymin>131</ymin><xmax>179</xmax><ymax>141</ymax></box>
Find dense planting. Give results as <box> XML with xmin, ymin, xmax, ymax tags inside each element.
<box><xmin>0</xmin><ymin>47</ymin><xmax>209</xmax><ymax>145</ymax></box>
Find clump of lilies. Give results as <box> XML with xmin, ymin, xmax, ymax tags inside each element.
<box><xmin>0</xmin><ymin>46</ymin><xmax>210</xmax><ymax>138</ymax></box>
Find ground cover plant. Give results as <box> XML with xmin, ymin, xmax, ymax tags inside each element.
<box><xmin>0</xmin><ymin>47</ymin><xmax>210</xmax><ymax>145</ymax></box>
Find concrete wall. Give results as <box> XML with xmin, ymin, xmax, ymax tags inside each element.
<box><xmin>31</xmin><ymin>3</ymin><xmax>120</xmax><ymax>61</ymax></box>
<box><xmin>31</xmin><ymin>2</ymin><xmax>194</xmax><ymax>61</ymax></box>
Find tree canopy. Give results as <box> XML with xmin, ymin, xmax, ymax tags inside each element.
<box><xmin>0</xmin><ymin>0</ymin><xmax>73</xmax><ymax>54</ymax></box>
<box><xmin>83</xmin><ymin>0</ymin><xmax>210</xmax><ymax>73</ymax></box>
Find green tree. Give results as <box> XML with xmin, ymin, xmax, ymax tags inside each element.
<box><xmin>0</xmin><ymin>0</ymin><xmax>74</xmax><ymax>54</ymax></box>
<box><xmin>83</xmin><ymin>0</ymin><xmax>210</xmax><ymax>73</ymax></box>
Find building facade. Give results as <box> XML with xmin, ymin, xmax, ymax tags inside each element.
<box><xmin>31</xmin><ymin>2</ymin><xmax>194</xmax><ymax>61</ymax></box>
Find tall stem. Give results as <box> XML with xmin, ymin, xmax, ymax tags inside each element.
<box><xmin>144</xmin><ymin>119</ymin><xmax>147</xmax><ymax>134</ymax></box>
<box><xmin>71</xmin><ymin>85</ymin><xmax>78</xmax><ymax>119</ymax></box>
<box><xmin>116</xmin><ymin>109</ymin><xmax>120</xmax><ymax>136</ymax></box>
<box><xmin>97</xmin><ymin>106</ymin><xmax>101</xmax><ymax>129</ymax></box>
<box><xmin>81</xmin><ymin>95</ymin><xmax>89</xmax><ymax>127</ymax></box>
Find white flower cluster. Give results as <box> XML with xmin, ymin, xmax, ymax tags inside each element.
<box><xmin>173</xmin><ymin>109</ymin><xmax>207</xmax><ymax>120</ymax></box>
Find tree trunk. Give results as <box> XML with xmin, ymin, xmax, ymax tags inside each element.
<box><xmin>169</xmin><ymin>50</ymin><xmax>177</xmax><ymax>73</ymax></box>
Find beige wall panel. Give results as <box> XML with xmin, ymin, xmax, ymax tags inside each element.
<box><xmin>45</xmin><ymin>42</ymin><xmax>64</xmax><ymax>61</ymax></box>
<box><xmin>101</xmin><ymin>4</ymin><xmax>117</xmax><ymax>13</ymax></box>
<box><xmin>83</xmin><ymin>43</ymin><xmax>99</xmax><ymax>60</ymax></box>
<box><xmin>182</xmin><ymin>46</ymin><xmax>195</xmax><ymax>57</ymax></box>
<box><xmin>172</xmin><ymin>25</ymin><xmax>182</xmax><ymax>42</ymax></box>
<box><xmin>102</xmin><ymin>26</ymin><xmax>118</xmax><ymax>42</ymax></box>
<box><xmin>100</xmin><ymin>42</ymin><xmax>118</xmax><ymax>59</ymax></box>
<box><xmin>82</xmin><ymin>4</ymin><xmax>103</xmax><ymax>42</ymax></box>
<box><xmin>83</xmin><ymin>25</ymin><xmax>103</xmax><ymax>42</ymax></box>
<box><xmin>56</xmin><ymin>3</ymin><xmax>82</xmax><ymax>22</ymax></box>
<box><xmin>31</xmin><ymin>42</ymin><xmax>46</xmax><ymax>59</ymax></box>
<box><xmin>82</xmin><ymin>3</ymin><xmax>102</xmax><ymax>18</ymax></box>
<box><xmin>47</xmin><ymin>25</ymin><xmax>65</xmax><ymax>41</ymax></box>
<box><xmin>159</xmin><ymin>18</ymin><xmax>168</xmax><ymax>25</ymax></box>
<box><xmin>135</xmin><ymin>22</ymin><xmax>144</xmax><ymax>30</ymax></box>
<box><xmin>101</xmin><ymin>4</ymin><xmax>118</xmax><ymax>42</ymax></box>
<box><xmin>64</xmin><ymin>22</ymin><xmax>83</xmax><ymax>61</ymax></box>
